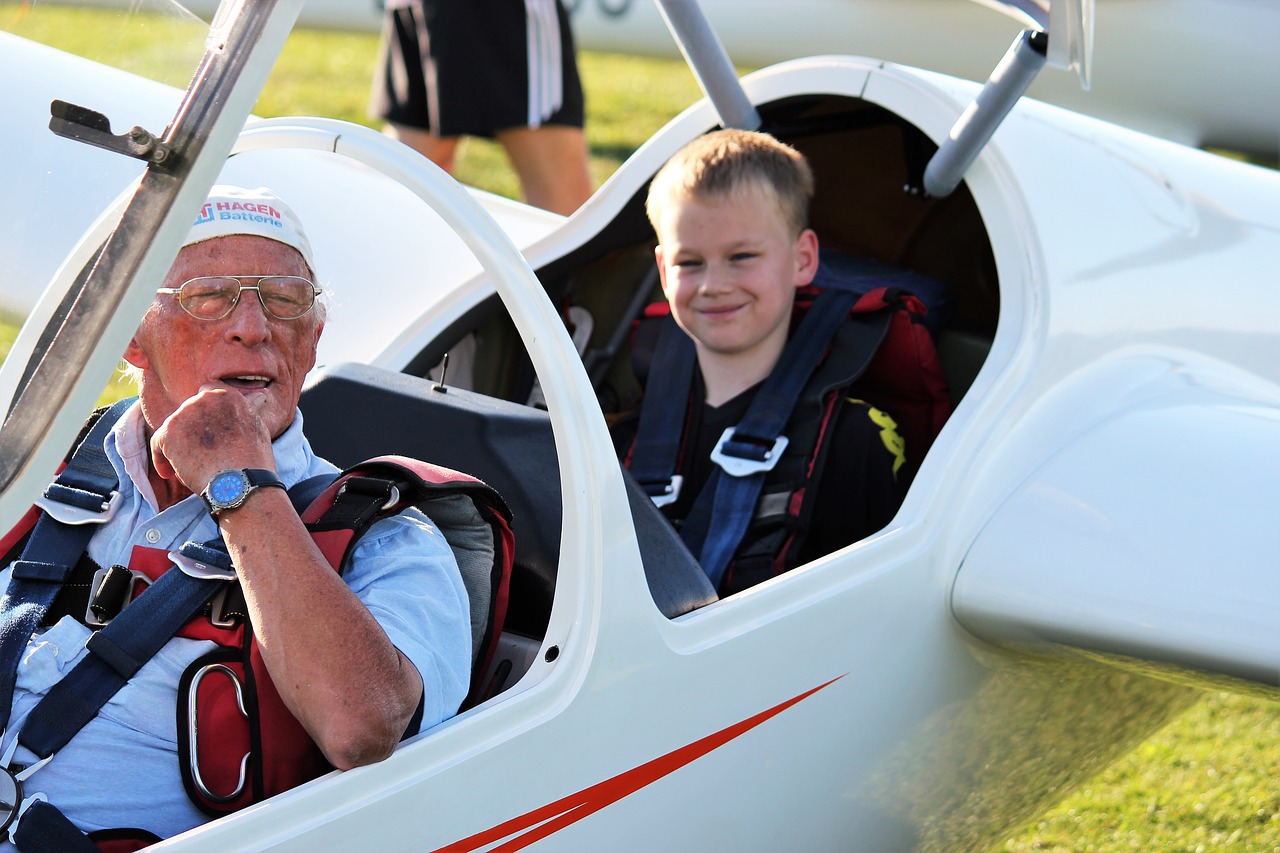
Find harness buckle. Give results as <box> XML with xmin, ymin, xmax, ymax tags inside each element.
<box><xmin>170</xmin><ymin>545</ymin><xmax>236</xmax><ymax>582</ymax></box>
<box><xmin>207</xmin><ymin>584</ymin><xmax>242</xmax><ymax>629</ymax></box>
<box><xmin>336</xmin><ymin>480</ymin><xmax>401</xmax><ymax>512</ymax></box>
<box><xmin>3</xmin><ymin>791</ymin><xmax>47</xmax><ymax>844</ymax></box>
<box><xmin>83</xmin><ymin>567</ymin><xmax>151</xmax><ymax>628</ymax></box>
<box><xmin>644</xmin><ymin>475</ymin><xmax>683</xmax><ymax>508</ymax></box>
<box><xmin>0</xmin><ymin>763</ymin><xmax>21</xmax><ymax>839</ymax></box>
<box><xmin>710</xmin><ymin>427</ymin><xmax>790</xmax><ymax>478</ymax></box>
<box><xmin>0</xmin><ymin>731</ymin><xmax>50</xmax><ymax>843</ymax></box>
<box><xmin>33</xmin><ymin>488</ymin><xmax>121</xmax><ymax>526</ymax></box>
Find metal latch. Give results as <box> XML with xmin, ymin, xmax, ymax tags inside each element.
<box><xmin>48</xmin><ymin>100</ymin><xmax>173</xmax><ymax>166</ymax></box>
<box><xmin>710</xmin><ymin>427</ymin><xmax>789</xmax><ymax>478</ymax></box>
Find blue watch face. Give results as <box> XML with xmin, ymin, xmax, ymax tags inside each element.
<box><xmin>209</xmin><ymin>471</ymin><xmax>246</xmax><ymax>504</ymax></box>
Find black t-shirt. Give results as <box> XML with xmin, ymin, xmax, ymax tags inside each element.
<box><xmin>612</xmin><ymin>372</ymin><xmax>907</xmax><ymax>580</ymax></box>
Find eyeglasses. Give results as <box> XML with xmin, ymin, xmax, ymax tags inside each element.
<box><xmin>156</xmin><ymin>276</ymin><xmax>322</xmax><ymax>321</ymax></box>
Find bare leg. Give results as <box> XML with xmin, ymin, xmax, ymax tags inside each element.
<box><xmin>495</xmin><ymin>125</ymin><xmax>593</xmax><ymax>216</ymax></box>
<box><xmin>384</xmin><ymin>122</ymin><xmax>462</xmax><ymax>174</ymax></box>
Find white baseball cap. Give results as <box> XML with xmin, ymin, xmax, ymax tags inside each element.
<box><xmin>183</xmin><ymin>185</ymin><xmax>316</xmax><ymax>275</ymax></box>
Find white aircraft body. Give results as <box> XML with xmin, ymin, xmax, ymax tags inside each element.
<box><xmin>1</xmin><ymin>0</ymin><xmax>1278</xmax><ymax>850</ymax></box>
<box><xmin>45</xmin><ymin>0</ymin><xmax>1280</xmax><ymax>159</ymax></box>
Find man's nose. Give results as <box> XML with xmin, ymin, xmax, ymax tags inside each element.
<box><xmin>223</xmin><ymin>289</ymin><xmax>272</xmax><ymax>340</ymax></box>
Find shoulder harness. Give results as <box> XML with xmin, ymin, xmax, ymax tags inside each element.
<box><xmin>626</xmin><ymin>251</ymin><xmax>952</xmax><ymax>593</ymax></box>
<box><xmin>0</xmin><ymin>401</ymin><xmax>513</xmax><ymax>850</ymax></box>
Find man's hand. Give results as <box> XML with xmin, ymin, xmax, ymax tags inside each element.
<box><xmin>149</xmin><ymin>385</ymin><xmax>276</xmax><ymax>492</ymax></box>
<box><xmin>149</xmin><ymin>385</ymin><xmax>424</xmax><ymax>766</ymax></box>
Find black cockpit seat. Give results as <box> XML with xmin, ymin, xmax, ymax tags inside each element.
<box><xmin>299</xmin><ymin>363</ymin><xmax>717</xmax><ymax>647</ymax></box>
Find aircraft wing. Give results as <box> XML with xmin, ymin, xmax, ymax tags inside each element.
<box><xmin>572</xmin><ymin>0</ymin><xmax>1279</xmax><ymax>159</ymax></box>
<box><xmin>132</xmin><ymin>0</ymin><xmax>1280</xmax><ymax>158</ymax></box>
<box><xmin>953</xmin><ymin>354</ymin><xmax>1280</xmax><ymax>688</ymax></box>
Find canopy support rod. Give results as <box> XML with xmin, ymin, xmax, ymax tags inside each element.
<box><xmin>920</xmin><ymin>27</ymin><xmax>1047</xmax><ymax>198</ymax></box>
<box><xmin>653</xmin><ymin>0</ymin><xmax>761</xmax><ymax>131</ymax></box>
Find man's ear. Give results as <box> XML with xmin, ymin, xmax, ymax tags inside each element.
<box><xmin>122</xmin><ymin>336</ymin><xmax>150</xmax><ymax>371</ymax></box>
<box><xmin>794</xmin><ymin>229</ymin><xmax>820</xmax><ymax>288</ymax></box>
<box><xmin>305</xmin><ymin>319</ymin><xmax>325</xmax><ymax>373</ymax></box>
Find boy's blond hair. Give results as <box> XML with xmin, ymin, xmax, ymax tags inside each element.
<box><xmin>645</xmin><ymin>129</ymin><xmax>814</xmax><ymax>238</ymax></box>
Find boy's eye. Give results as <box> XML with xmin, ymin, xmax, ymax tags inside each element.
<box><xmin>674</xmin><ymin>258</ymin><xmax>703</xmax><ymax>269</ymax></box>
<box><xmin>730</xmin><ymin>252</ymin><xmax>759</xmax><ymax>262</ymax></box>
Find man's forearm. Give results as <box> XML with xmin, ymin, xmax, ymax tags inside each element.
<box><xmin>217</xmin><ymin>487</ymin><xmax>424</xmax><ymax>769</ymax></box>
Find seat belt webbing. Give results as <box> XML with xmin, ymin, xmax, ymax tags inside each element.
<box><xmin>682</xmin><ymin>289</ymin><xmax>860</xmax><ymax>585</ymax></box>
<box><xmin>0</xmin><ymin>398</ymin><xmax>135</xmax><ymax>731</ymax></box>
<box><xmin>16</xmin><ymin>471</ymin><xmax>339</xmax><ymax>760</ymax></box>
<box><xmin>11</xmin><ymin>799</ymin><xmax>99</xmax><ymax>853</ymax></box>
<box><xmin>628</xmin><ymin>316</ymin><xmax>697</xmax><ymax>505</ymax></box>
<box><xmin>17</xmin><ymin>551</ymin><xmax>223</xmax><ymax>759</ymax></box>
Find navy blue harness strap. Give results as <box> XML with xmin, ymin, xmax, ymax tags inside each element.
<box><xmin>690</xmin><ymin>298</ymin><xmax>895</xmax><ymax>585</ymax></box>
<box><xmin>16</xmin><ymin>473</ymin><xmax>336</xmax><ymax>761</ymax></box>
<box><xmin>0</xmin><ymin>397</ymin><xmax>135</xmax><ymax>731</ymax></box>
<box><xmin>628</xmin><ymin>315</ymin><xmax>696</xmax><ymax>504</ymax></box>
<box><xmin>731</xmin><ymin>291</ymin><xmax>859</xmax><ymax>444</ymax></box>
<box><xmin>17</xmin><ymin>548</ymin><xmax>223</xmax><ymax>759</ymax></box>
<box><xmin>681</xmin><ymin>289</ymin><xmax>858</xmax><ymax>586</ymax></box>
<box><xmin>288</xmin><ymin>473</ymin><xmax>339</xmax><ymax>514</ymax></box>
<box><xmin>11</xmin><ymin>800</ymin><xmax>99</xmax><ymax>853</ymax></box>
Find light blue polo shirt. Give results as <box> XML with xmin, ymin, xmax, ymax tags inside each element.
<box><xmin>0</xmin><ymin>404</ymin><xmax>471</xmax><ymax>844</ymax></box>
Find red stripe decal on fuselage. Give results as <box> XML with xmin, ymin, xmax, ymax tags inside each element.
<box><xmin>434</xmin><ymin>675</ymin><xmax>844</xmax><ymax>852</ymax></box>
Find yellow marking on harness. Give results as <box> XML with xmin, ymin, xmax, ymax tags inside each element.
<box><xmin>848</xmin><ymin>399</ymin><xmax>906</xmax><ymax>477</ymax></box>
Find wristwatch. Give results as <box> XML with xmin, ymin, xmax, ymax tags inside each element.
<box><xmin>201</xmin><ymin>468</ymin><xmax>286</xmax><ymax>517</ymax></box>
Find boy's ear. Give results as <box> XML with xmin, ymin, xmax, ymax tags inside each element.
<box><xmin>794</xmin><ymin>228</ymin><xmax>820</xmax><ymax>288</ymax></box>
<box><xmin>654</xmin><ymin>244</ymin><xmax>672</xmax><ymax>296</ymax></box>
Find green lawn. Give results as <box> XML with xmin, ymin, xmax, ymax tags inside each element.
<box><xmin>1004</xmin><ymin>692</ymin><xmax>1279</xmax><ymax>852</ymax></box>
<box><xmin>3</xmin><ymin>7</ymin><xmax>1278</xmax><ymax>850</ymax></box>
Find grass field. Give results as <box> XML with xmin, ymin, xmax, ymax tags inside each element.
<box><xmin>4</xmin><ymin>7</ymin><xmax>1279</xmax><ymax>850</ymax></box>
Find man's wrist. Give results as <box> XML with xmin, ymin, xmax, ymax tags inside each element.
<box><xmin>202</xmin><ymin>468</ymin><xmax>286</xmax><ymax>517</ymax></box>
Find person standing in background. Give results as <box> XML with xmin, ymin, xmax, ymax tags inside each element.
<box><xmin>371</xmin><ymin>0</ymin><xmax>594</xmax><ymax>216</ymax></box>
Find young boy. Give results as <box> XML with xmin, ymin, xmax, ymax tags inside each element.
<box><xmin>613</xmin><ymin>129</ymin><xmax>907</xmax><ymax>596</ymax></box>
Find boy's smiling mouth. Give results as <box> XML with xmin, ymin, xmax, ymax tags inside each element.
<box><xmin>698</xmin><ymin>303</ymin><xmax>745</xmax><ymax>319</ymax></box>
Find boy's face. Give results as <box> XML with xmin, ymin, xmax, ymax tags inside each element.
<box><xmin>654</xmin><ymin>185</ymin><xmax>818</xmax><ymax>367</ymax></box>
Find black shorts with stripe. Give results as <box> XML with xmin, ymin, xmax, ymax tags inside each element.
<box><xmin>371</xmin><ymin>0</ymin><xmax>586</xmax><ymax>138</ymax></box>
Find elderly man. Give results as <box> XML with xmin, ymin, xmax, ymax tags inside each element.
<box><xmin>0</xmin><ymin>186</ymin><xmax>471</xmax><ymax>848</ymax></box>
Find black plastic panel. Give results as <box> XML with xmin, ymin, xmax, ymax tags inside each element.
<box><xmin>299</xmin><ymin>363</ymin><xmax>716</xmax><ymax>639</ymax></box>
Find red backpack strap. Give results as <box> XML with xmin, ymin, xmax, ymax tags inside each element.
<box><xmin>180</xmin><ymin>457</ymin><xmax>515</xmax><ymax>817</ymax></box>
<box><xmin>0</xmin><ymin>504</ymin><xmax>42</xmax><ymax>566</ymax></box>
<box><xmin>304</xmin><ymin>456</ymin><xmax>514</xmax><ymax>710</ymax></box>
